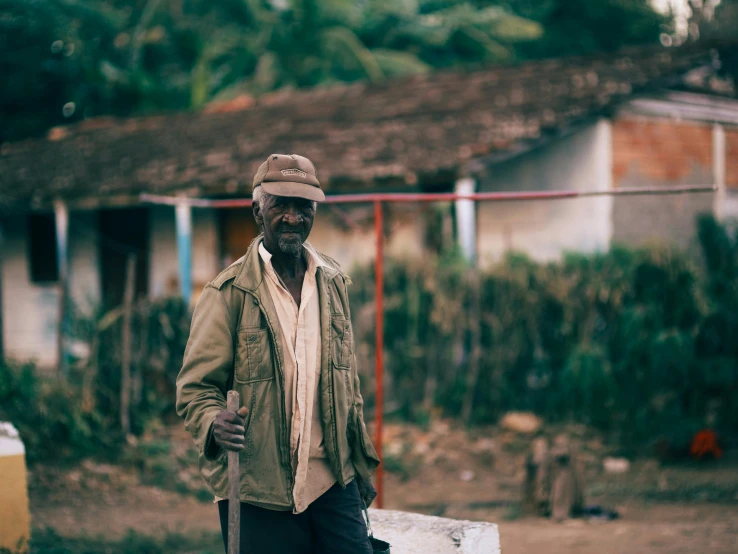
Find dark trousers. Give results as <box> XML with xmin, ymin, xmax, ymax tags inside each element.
<box><xmin>217</xmin><ymin>480</ymin><xmax>373</xmax><ymax>554</ymax></box>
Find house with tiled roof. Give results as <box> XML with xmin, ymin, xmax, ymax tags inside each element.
<box><xmin>1</xmin><ymin>42</ymin><xmax>737</xmax><ymax>366</ymax></box>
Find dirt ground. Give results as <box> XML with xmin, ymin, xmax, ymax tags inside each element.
<box><xmin>28</xmin><ymin>421</ymin><xmax>738</xmax><ymax>554</ymax></box>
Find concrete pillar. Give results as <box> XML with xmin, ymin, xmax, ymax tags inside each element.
<box><xmin>175</xmin><ymin>202</ymin><xmax>192</xmax><ymax>304</ymax></box>
<box><xmin>455</xmin><ymin>177</ymin><xmax>477</xmax><ymax>263</ymax></box>
<box><xmin>54</xmin><ymin>200</ymin><xmax>69</xmax><ymax>372</ymax></box>
<box><xmin>713</xmin><ymin>123</ymin><xmax>726</xmax><ymax>220</ymax></box>
<box><xmin>0</xmin><ymin>423</ymin><xmax>30</xmax><ymax>553</ymax></box>
<box><xmin>596</xmin><ymin>119</ymin><xmax>614</xmax><ymax>251</ymax></box>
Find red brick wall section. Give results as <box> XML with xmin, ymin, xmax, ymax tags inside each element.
<box><xmin>726</xmin><ymin>129</ymin><xmax>738</xmax><ymax>190</ymax></box>
<box><xmin>613</xmin><ymin>119</ymin><xmax>713</xmax><ymax>186</ymax></box>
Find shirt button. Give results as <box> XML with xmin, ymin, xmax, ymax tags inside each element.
<box><xmin>249</xmin><ymin>335</ymin><xmax>257</xmax><ymax>342</ymax></box>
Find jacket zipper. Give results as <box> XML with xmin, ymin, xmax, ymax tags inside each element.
<box><xmin>248</xmin><ymin>292</ymin><xmax>293</xmax><ymax>495</ymax></box>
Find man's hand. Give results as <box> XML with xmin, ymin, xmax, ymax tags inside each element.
<box><xmin>213</xmin><ymin>406</ymin><xmax>248</xmax><ymax>451</ymax></box>
<box><xmin>356</xmin><ymin>474</ymin><xmax>377</xmax><ymax>508</ymax></box>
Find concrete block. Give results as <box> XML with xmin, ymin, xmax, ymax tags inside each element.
<box><xmin>0</xmin><ymin>422</ymin><xmax>30</xmax><ymax>553</ymax></box>
<box><xmin>368</xmin><ymin>509</ymin><xmax>500</xmax><ymax>554</ymax></box>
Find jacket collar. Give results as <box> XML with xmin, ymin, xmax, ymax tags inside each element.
<box><xmin>233</xmin><ymin>235</ymin><xmax>339</xmax><ymax>293</ymax></box>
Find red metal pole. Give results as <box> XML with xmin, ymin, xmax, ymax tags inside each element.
<box><xmin>373</xmin><ymin>200</ymin><xmax>384</xmax><ymax>509</ymax></box>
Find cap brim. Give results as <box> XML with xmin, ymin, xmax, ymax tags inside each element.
<box><xmin>261</xmin><ymin>181</ymin><xmax>325</xmax><ymax>202</ymax></box>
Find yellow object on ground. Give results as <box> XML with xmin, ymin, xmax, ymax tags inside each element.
<box><xmin>0</xmin><ymin>422</ymin><xmax>30</xmax><ymax>553</ymax></box>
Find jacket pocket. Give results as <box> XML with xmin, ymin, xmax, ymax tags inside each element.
<box><xmin>330</xmin><ymin>315</ymin><xmax>352</xmax><ymax>370</ymax></box>
<box><xmin>235</xmin><ymin>327</ymin><xmax>272</xmax><ymax>383</ymax></box>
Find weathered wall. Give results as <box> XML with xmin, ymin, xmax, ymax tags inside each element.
<box><xmin>308</xmin><ymin>203</ymin><xmax>426</xmax><ymax>272</ymax></box>
<box><xmin>1</xmin><ymin>217</ymin><xmax>59</xmax><ymax>367</ymax></box>
<box><xmin>2</xmin><ymin>202</ymin><xmax>418</xmax><ymax>368</ymax></box>
<box><xmin>611</xmin><ymin>118</ymin><xmax>715</xmax><ymax>250</ymax></box>
<box><xmin>2</xmin><ymin>206</ymin><xmax>222</xmax><ymax>366</ymax></box>
<box><xmin>1</xmin><ymin>212</ymin><xmax>101</xmax><ymax>367</ymax></box>
<box><xmin>148</xmin><ymin>206</ymin><xmax>219</xmax><ymax>302</ymax></box>
<box><xmin>68</xmin><ymin>211</ymin><xmax>102</xmax><ymax>314</ymax></box>
<box><xmin>476</xmin><ymin>121</ymin><xmax>612</xmax><ymax>264</ymax></box>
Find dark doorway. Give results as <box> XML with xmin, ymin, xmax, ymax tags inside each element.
<box><xmin>99</xmin><ymin>208</ymin><xmax>150</xmax><ymax>308</ymax></box>
<box><xmin>219</xmin><ymin>208</ymin><xmax>259</xmax><ymax>269</ymax></box>
<box><xmin>27</xmin><ymin>213</ymin><xmax>59</xmax><ymax>283</ymax></box>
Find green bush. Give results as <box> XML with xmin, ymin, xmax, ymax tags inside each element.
<box><xmin>348</xmin><ymin>215</ymin><xmax>738</xmax><ymax>448</ymax></box>
<box><xmin>0</xmin><ymin>296</ymin><xmax>191</xmax><ymax>464</ymax></box>
<box><xmin>0</xmin><ymin>361</ymin><xmax>117</xmax><ymax>464</ymax></box>
<box><xmin>4</xmin><ymin>216</ymin><xmax>737</xmax><ymax>456</ymax></box>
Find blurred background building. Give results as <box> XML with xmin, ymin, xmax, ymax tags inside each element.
<box><xmin>1</xmin><ymin>42</ymin><xmax>737</xmax><ymax>367</ymax></box>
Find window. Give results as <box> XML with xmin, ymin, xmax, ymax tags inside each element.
<box><xmin>28</xmin><ymin>213</ymin><xmax>59</xmax><ymax>283</ymax></box>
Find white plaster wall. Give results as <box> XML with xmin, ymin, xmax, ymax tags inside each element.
<box><xmin>720</xmin><ymin>191</ymin><xmax>738</xmax><ymax>221</ymax></box>
<box><xmin>148</xmin><ymin>206</ymin><xmax>219</xmax><ymax>299</ymax></box>
<box><xmin>148</xmin><ymin>206</ymin><xmax>178</xmax><ymax>297</ymax></box>
<box><xmin>308</xmin><ymin>204</ymin><xmax>426</xmax><ymax>272</ymax></box>
<box><xmin>68</xmin><ymin>211</ymin><xmax>101</xmax><ymax>315</ymax></box>
<box><xmin>1</xmin><ymin>212</ymin><xmax>102</xmax><ymax>367</ymax></box>
<box><xmin>192</xmin><ymin>208</ymin><xmax>219</xmax><ymax>291</ymax></box>
<box><xmin>1</xmin><ymin>217</ymin><xmax>60</xmax><ymax>368</ymax></box>
<box><xmin>476</xmin><ymin>121</ymin><xmax>612</xmax><ymax>265</ymax></box>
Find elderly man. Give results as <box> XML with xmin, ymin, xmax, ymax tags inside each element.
<box><xmin>176</xmin><ymin>154</ymin><xmax>380</xmax><ymax>554</ymax></box>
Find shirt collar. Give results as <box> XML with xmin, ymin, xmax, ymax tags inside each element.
<box><xmin>258</xmin><ymin>241</ymin><xmax>327</xmax><ymax>273</ymax></box>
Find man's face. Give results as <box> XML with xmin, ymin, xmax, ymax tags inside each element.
<box><xmin>254</xmin><ymin>192</ymin><xmax>316</xmax><ymax>256</ymax></box>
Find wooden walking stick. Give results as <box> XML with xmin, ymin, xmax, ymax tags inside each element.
<box><xmin>227</xmin><ymin>390</ymin><xmax>240</xmax><ymax>554</ymax></box>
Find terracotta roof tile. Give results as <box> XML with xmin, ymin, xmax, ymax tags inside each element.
<box><xmin>0</xmin><ymin>43</ymin><xmax>727</xmax><ymax>210</ymax></box>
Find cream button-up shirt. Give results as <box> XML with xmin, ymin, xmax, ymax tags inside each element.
<box><xmin>258</xmin><ymin>242</ymin><xmax>337</xmax><ymax>514</ymax></box>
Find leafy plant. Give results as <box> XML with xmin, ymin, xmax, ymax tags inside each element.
<box><xmin>348</xmin><ymin>215</ymin><xmax>738</xmax><ymax>449</ymax></box>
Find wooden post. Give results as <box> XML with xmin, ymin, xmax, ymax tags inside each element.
<box><xmin>461</xmin><ymin>272</ymin><xmax>482</xmax><ymax>424</ymax></box>
<box><xmin>120</xmin><ymin>254</ymin><xmax>136</xmax><ymax>436</ymax></box>
<box><xmin>81</xmin><ymin>331</ymin><xmax>100</xmax><ymax>413</ymax></box>
<box><xmin>133</xmin><ymin>300</ymin><xmax>147</xmax><ymax>410</ymax></box>
<box><xmin>227</xmin><ymin>390</ymin><xmax>240</xmax><ymax>554</ymax></box>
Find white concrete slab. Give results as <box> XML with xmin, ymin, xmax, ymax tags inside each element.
<box><xmin>368</xmin><ymin>509</ymin><xmax>501</xmax><ymax>554</ymax></box>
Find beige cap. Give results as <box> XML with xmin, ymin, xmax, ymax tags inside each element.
<box><xmin>252</xmin><ymin>154</ymin><xmax>325</xmax><ymax>202</ymax></box>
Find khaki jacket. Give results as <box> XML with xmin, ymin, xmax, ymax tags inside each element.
<box><xmin>176</xmin><ymin>236</ymin><xmax>380</xmax><ymax>508</ymax></box>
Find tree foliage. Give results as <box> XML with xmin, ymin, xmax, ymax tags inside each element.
<box><xmin>498</xmin><ymin>0</ymin><xmax>670</xmax><ymax>58</ymax></box>
<box><xmin>1</xmin><ymin>0</ymin><xmax>672</xmax><ymax>143</ymax></box>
